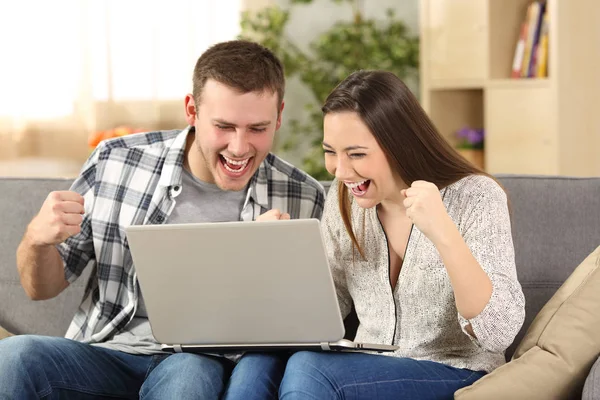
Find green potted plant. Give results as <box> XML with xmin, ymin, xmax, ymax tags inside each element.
<box><xmin>240</xmin><ymin>0</ymin><xmax>419</xmax><ymax>180</ymax></box>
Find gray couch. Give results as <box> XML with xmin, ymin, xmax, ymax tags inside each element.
<box><xmin>1</xmin><ymin>175</ymin><xmax>599</xmax><ymax>396</ymax></box>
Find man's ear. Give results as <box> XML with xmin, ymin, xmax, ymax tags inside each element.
<box><xmin>276</xmin><ymin>101</ymin><xmax>285</xmax><ymax>130</ymax></box>
<box><xmin>184</xmin><ymin>94</ymin><xmax>197</xmax><ymax>126</ymax></box>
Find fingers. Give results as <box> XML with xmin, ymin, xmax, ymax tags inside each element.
<box><xmin>410</xmin><ymin>180</ymin><xmax>435</xmax><ymax>189</ymax></box>
<box><xmin>61</xmin><ymin>213</ymin><xmax>84</xmax><ymax>226</ymax></box>
<box><xmin>54</xmin><ymin>200</ymin><xmax>85</xmax><ymax>215</ymax></box>
<box><xmin>49</xmin><ymin>191</ymin><xmax>85</xmax><ymax>205</ymax></box>
<box><xmin>65</xmin><ymin>224</ymin><xmax>82</xmax><ymax>237</ymax></box>
<box><xmin>404</xmin><ymin>181</ymin><xmax>439</xmax><ymax>199</ymax></box>
<box><xmin>404</xmin><ymin>188</ymin><xmax>417</xmax><ymax>197</ymax></box>
<box><xmin>256</xmin><ymin>209</ymin><xmax>291</xmax><ymax>222</ymax></box>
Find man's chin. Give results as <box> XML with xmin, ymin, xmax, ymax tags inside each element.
<box><xmin>214</xmin><ymin>169</ymin><xmax>255</xmax><ymax>191</ymax></box>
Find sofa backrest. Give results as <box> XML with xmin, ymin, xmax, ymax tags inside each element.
<box><xmin>495</xmin><ymin>175</ymin><xmax>600</xmax><ymax>358</ymax></box>
<box><xmin>1</xmin><ymin>175</ymin><xmax>599</xmax><ymax>360</ymax></box>
<box><xmin>0</xmin><ymin>178</ymin><xmax>91</xmax><ymax>336</ymax></box>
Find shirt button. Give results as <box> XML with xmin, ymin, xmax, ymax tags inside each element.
<box><xmin>173</xmin><ymin>186</ymin><xmax>180</xmax><ymax>191</ymax></box>
<box><xmin>156</xmin><ymin>216</ymin><xmax>164</xmax><ymax>223</ymax></box>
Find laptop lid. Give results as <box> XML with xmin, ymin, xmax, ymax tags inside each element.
<box><xmin>125</xmin><ymin>219</ymin><xmax>345</xmax><ymax>347</ymax></box>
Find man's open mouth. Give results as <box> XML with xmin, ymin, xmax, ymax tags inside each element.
<box><xmin>220</xmin><ymin>155</ymin><xmax>251</xmax><ymax>175</ymax></box>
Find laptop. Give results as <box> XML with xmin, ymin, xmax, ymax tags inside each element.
<box><xmin>125</xmin><ymin>219</ymin><xmax>398</xmax><ymax>354</ymax></box>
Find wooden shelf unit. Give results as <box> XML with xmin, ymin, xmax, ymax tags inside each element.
<box><xmin>419</xmin><ymin>0</ymin><xmax>600</xmax><ymax>176</ymax></box>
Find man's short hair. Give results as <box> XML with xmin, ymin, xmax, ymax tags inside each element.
<box><xmin>192</xmin><ymin>40</ymin><xmax>285</xmax><ymax>107</ymax></box>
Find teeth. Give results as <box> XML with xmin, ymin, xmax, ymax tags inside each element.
<box><xmin>344</xmin><ymin>180</ymin><xmax>367</xmax><ymax>189</ymax></box>
<box><xmin>222</xmin><ymin>155</ymin><xmax>249</xmax><ymax>166</ymax></box>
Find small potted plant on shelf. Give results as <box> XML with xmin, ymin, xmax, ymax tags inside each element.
<box><xmin>455</xmin><ymin>126</ymin><xmax>485</xmax><ymax>170</ymax></box>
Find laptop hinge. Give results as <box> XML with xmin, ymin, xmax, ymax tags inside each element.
<box><xmin>173</xmin><ymin>345</ymin><xmax>183</xmax><ymax>353</ymax></box>
<box><xmin>320</xmin><ymin>342</ymin><xmax>331</xmax><ymax>351</ymax></box>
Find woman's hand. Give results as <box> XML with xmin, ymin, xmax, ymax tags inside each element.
<box><xmin>401</xmin><ymin>180</ymin><xmax>455</xmax><ymax>245</ymax></box>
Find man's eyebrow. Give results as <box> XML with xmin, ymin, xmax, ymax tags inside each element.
<box><xmin>322</xmin><ymin>142</ymin><xmax>368</xmax><ymax>151</ymax></box>
<box><xmin>248</xmin><ymin>121</ymin><xmax>271</xmax><ymax>127</ymax></box>
<box><xmin>213</xmin><ymin>119</ymin><xmax>271</xmax><ymax>127</ymax></box>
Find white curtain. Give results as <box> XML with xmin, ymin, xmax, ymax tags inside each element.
<box><xmin>0</xmin><ymin>0</ymin><xmax>241</xmax><ymax>162</ymax></box>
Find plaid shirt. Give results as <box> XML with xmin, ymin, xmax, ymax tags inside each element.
<box><xmin>58</xmin><ymin>126</ymin><xmax>325</xmax><ymax>343</ymax></box>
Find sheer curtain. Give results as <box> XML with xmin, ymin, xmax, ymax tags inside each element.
<box><xmin>0</xmin><ymin>0</ymin><xmax>241</xmax><ymax>163</ymax></box>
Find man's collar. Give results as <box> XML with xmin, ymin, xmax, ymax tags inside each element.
<box><xmin>157</xmin><ymin>125</ymin><xmax>273</xmax><ymax>211</ymax></box>
<box><xmin>157</xmin><ymin>126</ymin><xmax>190</xmax><ymax>190</ymax></box>
<box><xmin>245</xmin><ymin>154</ymin><xmax>273</xmax><ymax>211</ymax></box>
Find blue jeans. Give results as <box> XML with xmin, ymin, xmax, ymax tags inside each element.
<box><xmin>279</xmin><ymin>351</ymin><xmax>486</xmax><ymax>400</ymax></box>
<box><xmin>0</xmin><ymin>335</ymin><xmax>286</xmax><ymax>399</ymax></box>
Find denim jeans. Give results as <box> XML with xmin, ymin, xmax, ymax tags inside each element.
<box><xmin>279</xmin><ymin>351</ymin><xmax>486</xmax><ymax>400</ymax></box>
<box><xmin>0</xmin><ymin>335</ymin><xmax>286</xmax><ymax>400</ymax></box>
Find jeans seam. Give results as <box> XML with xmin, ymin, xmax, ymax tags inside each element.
<box><xmin>44</xmin><ymin>382</ymin><xmax>133</xmax><ymax>399</ymax></box>
<box><xmin>334</xmin><ymin>371</ymin><xmax>481</xmax><ymax>396</ymax></box>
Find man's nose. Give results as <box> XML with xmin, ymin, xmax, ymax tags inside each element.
<box><xmin>228</xmin><ymin>131</ymin><xmax>250</xmax><ymax>157</ymax></box>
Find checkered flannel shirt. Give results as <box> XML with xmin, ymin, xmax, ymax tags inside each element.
<box><xmin>58</xmin><ymin>126</ymin><xmax>325</xmax><ymax>343</ymax></box>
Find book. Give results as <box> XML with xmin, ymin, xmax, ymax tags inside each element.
<box><xmin>521</xmin><ymin>1</ymin><xmax>542</xmax><ymax>78</ymax></box>
<box><xmin>528</xmin><ymin>1</ymin><xmax>547</xmax><ymax>77</ymax></box>
<box><xmin>535</xmin><ymin>8</ymin><xmax>550</xmax><ymax>78</ymax></box>
<box><xmin>511</xmin><ymin>21</ymin><xmax>529</xmax><ymax>79</ymax></box>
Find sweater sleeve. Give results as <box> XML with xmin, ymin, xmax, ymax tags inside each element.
<box><xmin>321</xmin><ymin>180</ymin><xmax>353</xmax><ymax>319</ymax></box>
<box><xmin>457</xmin><ymin>178</ymin><xmax>526</xmax><ymax>353</ymax></box>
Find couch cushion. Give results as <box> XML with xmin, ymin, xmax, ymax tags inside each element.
<box><xmin>583</xmin><ymin>356</ymin><xmax>600</xmax><ymax>400</ymax></box>
<box><xmin>496</xmin><ymin>175</ymin><xmax>600</xmax><ymax>359</ymax></box>
<box><xmin>0</xmin><ymin>324</ymin><xmax>13</xmax><ymax>340</ymax></box>
<box><xmin>455</xmin><ymin>246</ymin><xmax>600</xmax><ymax>400</ymax></box>
<box><xmin>0</xmin><ymin>177</ymin><xmax>90</xmax><ymax>336</ymax></box>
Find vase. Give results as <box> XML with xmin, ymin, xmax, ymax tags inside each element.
<box><xmin>457</xmin><ymin>149</ymin><xmax>485</xmax><ymax>170</ymax></box>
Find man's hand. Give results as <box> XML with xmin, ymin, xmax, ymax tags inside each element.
<box><xmin>26</xmin><ymin>191</ymin><xmax>85</xmax><ymax>247</ymax></box>
<box><xmin>256</xmin><ymin>209</ymin><xmax>291</xmax><ymax>222</ymax></box>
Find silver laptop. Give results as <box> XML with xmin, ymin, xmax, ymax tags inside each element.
<box><xmin>125</xmin><ymin>219</ymin><xmax>398</xmax><ymax>354</ymax></box>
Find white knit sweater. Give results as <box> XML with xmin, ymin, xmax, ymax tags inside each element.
<box><xmin>322</xmin><ymin>174</ymin><xmax>526</xmax><ymax>373</ymax></box>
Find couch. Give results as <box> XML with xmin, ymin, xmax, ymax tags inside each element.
<box><xmin>1</xmin><ymin>175</ymin><xmax>599</xmax><ymax>397</ymax></box>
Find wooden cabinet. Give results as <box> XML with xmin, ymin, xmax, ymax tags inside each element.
<box><xmin>420</xmin><ymin>0</ymin><xmax>600</xmax><ymax>176</ymax></box>
<box><xmin>426</xmin><ymin>0</ymin><xmax>488</xmax><ymax>83</ymax></box>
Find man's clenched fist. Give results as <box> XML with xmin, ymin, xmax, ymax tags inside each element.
<box><xmin>26</xmin><ymin>191</ymin><xmax>85</xmax><ymax>246</ymax></box>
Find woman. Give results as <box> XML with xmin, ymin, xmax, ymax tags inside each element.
<box><xmin>278</xmin><ymin>70</ymin><xmax>526</xmax><ymax>399</ymax></box>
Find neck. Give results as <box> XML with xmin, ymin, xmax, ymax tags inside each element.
<box><xmin>378</xmin><ymin>179</ymin><xmax>409</xmax><ymax>215</ymax></box>
<box><xmin>184</xmin><ymin>130</ymin><xmax>209</xmax><ymax>182</ymax></box>
<box><xmin>378</xmin><ymin>197</ymin><xmax>406</xmax><ymax>215</ymax></box>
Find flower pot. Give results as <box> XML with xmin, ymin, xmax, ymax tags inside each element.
<box><xmin>457</xmin><ymin>149</ymin><xmax>485</xmax><ymax>170</ymax></box>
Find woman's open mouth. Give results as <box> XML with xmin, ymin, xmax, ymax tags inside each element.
<box><xmin>344</xmin><ymin>179</ymin><xmax>371</xmax><ymax>197</ymax></box>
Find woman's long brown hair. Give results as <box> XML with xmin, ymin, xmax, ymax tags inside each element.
<box><xmin>322</xmin><ymin>70</ymin><xmax>491</xmax><ymax>257</ymax></box>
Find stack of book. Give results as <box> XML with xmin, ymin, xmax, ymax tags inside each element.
<box><xmin>511</xmin><ymin>1</ymin><xmax>549</xmax><ymax>79</ymax></box>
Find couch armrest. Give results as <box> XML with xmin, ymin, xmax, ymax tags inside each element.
<box><xmin>583</xmin><ymin>356</ymin><xmax>600</xmax><ymax>400</ymax></box>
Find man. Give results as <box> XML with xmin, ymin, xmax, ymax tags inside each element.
<box><xmin>0</xmin><ymin>40</ymin><xmax>325</xmax><ymax>399</ymax></box>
